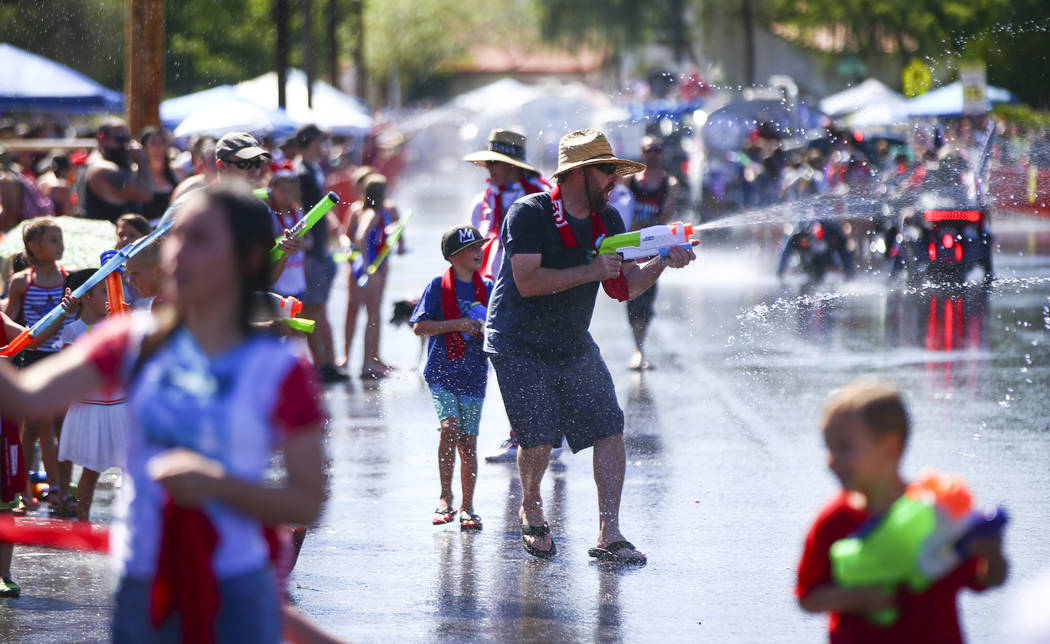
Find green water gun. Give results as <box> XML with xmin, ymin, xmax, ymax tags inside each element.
<box><xmin>830</xmin><ymin>471</ymin><xmax>1008</xmax><ymax>626</ymax></box>
<box><xmin>269</xmin><ymin>192</ymin><xmax>340</xmax><ymax>262</ymax></box>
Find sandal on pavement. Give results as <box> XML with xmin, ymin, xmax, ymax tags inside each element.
<box><xmin>588</xmin><ymin>540</ymin><xmax>647</xmax><ymax>565</ymax></box>
<box><xmin>521</xmin><ymin>522</ymin><xmax>556</xmax><ymax>559</ymax></box>
<box><xmin>0</xmin><ymin>577</ymin><xmax>20</xmax><ymax>598</ymax></box>
<box><xmin>432</xmin><ymin>507</ymin><xmax>457</xmax><ymax>525</ymax></box>
<box><xmin>460</xmin><ymin>513</ymin><xmax>482</xmax><ymax>531</ymax></box>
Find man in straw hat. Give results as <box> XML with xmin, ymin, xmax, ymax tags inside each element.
<box><xmin>464</xmin><ymin>129</ymin><xmax>551</xmax><ymax>463</ymax></box>
<box><xmin>484</xmin><ymin>129</ymin><xmax>695</xmax><ymax>563</ymax></box>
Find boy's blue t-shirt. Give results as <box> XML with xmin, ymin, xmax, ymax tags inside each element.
<box><xmin>410</xmin><ymin>273</ymin><xmax>494</xmax><ymax>398</ymax></box>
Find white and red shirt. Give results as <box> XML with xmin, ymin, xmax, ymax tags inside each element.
<box><xmin>72</xmin><ymin>313</ymin><xmax>325</xmax><ymax>580</ymax></box>
<box><xmin>469</xmin><ymin>174</ymin><xmax>551</xmax><ymax>278</ymax></box>
<box><xmin>271</xmin><ymin>208</ymin><xmax>308</xmax><ymax>297</ymax></box>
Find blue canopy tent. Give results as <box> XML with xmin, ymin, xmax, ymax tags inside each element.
<box><xmin>0</xmin><ymin>43</ymin><xmax>122</xmax><ymax>113</ymax></box>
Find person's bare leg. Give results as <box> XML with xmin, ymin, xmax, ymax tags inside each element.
<box><xmin>302</xmin><ymin>303</ymin><xmax>331</xmax><ymax>367</ymax></box>
<box><xmin>38</xmin><ymin>423</ymin><xmax>62</xmax><ymax>499</ymax></box>
<box><xmin>457</xmin><ymin>433</ymin><xmax>478</xmax><ymax>515</ymax></box>
<box><xmin>343</xmin><ymin>282</ymin><xmax>362</xmax><ymax>366</ymax></box>
<box><xmin>75</xmin><ymin>468</ymin><xmax>100</xmax><ymax>522</ymax></box>
<box><xmin>628</xmin><ymin>318</ymin><xmax>650</xmax><ymax>369</ymax></box>
<box><xmin>20</xmin><ymin>422</ymin><xmax>39</xmax><ymax>502</ymax></box>
<box><xmin>362</xmin><ymin>270</ymin><xmax>387</xmax><ymax>374</ymax></box>
<box><xmin>593</xmin><ymin>432</ymin><xmax>642</xmax><ymax>555</ymax></box>
<box><xmin>437</xmin><ymin>419</ymin><xmax>457</xmax><ymax>512</ymax></box>
<box><xmin>518</xmin><ymin>443</ymin><xmax>553</xmax><ymax>552</ymax></box>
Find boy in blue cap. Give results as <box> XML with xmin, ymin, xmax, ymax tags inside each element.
<box><xmin>410</xmin><ymin>225</ymin><xmax>493</xmax><ymax>530</ymax></box>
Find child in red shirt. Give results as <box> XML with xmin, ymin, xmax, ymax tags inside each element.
<box><xmin>796</xmin><ymin>379</ymin><xmax>1007</xmax><ymax>643</ymax></box>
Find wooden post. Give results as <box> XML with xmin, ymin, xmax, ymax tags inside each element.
<box><xmin>304</xmin><ymin>0</ymin><xmax>314</xmax><ymax>107</ymax></box>
<box><xmin>125</xmin><ymin>0</ymin><xmax>165</xmax><ymax>133</ymax></box>
<box><xmin>275</xmin><ymin>0</ymin><xmax>290</xmax><ymax>109</ymax></box>
<box><xmin>326</xmin><ymin>0</ymin><xmax>339</xmax><ymax>89</ymax></box>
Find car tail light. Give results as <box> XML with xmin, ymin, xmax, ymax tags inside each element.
<box><xmin>928</xmin><ymin>242</ymin><xmax>937</xmax><ymax>261</ymax></box>
<box><xmin>942</xmin><ymin>233</ymin><xmax>954</xmax><ymax>249</ymax></box>
<box><xmin>813</xmin><ymin>223</ymin><xmax>824</xmax><ymax>240</ymax></box>
<box><xmin>924</xmin><ymin>210</ymin><xmax>982</xmax><ymax>223</ymax></box>
<box><xmin>954</xmin><ymin>244</ymin><xmax>963</xmax><ymax>262</ymax></box>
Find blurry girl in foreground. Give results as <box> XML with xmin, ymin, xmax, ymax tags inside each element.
<box><xmin>0</xmin><ymin>184</ymin><xmax>326</xmax><ymax>642</ymax></box>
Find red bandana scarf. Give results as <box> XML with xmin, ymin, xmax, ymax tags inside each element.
<box><xmin>441</xmin><ymin>267</ymin><xmax>488</xmax><ymax>360</ymax></box>
<box><xmin>480</xmin><ymin>177</ymin><xmax>548</xmax><ymax>277</ymax></box>
<box><xmin>548</xmin><ymin>186</ymin><xmax>629</xmax><ymax>301</ymax></box>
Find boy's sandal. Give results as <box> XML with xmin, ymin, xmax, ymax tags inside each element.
<box><xmin>432</xmin><ymin>507</ymin><xmax>457</xmax><ymax>525</ymax></box>
<box><xmin>460</xmin><ymin>513</ymin><xmax>482</xmax><ymax>531</ymax></box>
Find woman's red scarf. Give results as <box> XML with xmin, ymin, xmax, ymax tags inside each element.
<box><xmin>150</xmin><ymin>500</ymin><xmax>220</xmax><ymax>644</ymax></box>
<box><xmin>441</xmin><ymin>267</ymin><xmax>487</xmax><ymax>360</ymax></box>
<box><xmin>480</xmin><ymin>176</ymin><xmax>548</xmax><ymax>277</ymax></box>
<box><xmin>548</xmin><ymin>186</ymin><xmax>629</xmax><ymax>301</ymax></box>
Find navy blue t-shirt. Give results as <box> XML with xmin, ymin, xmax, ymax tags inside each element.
<box><xmin>410</xmin><ymin>274</ymin><xmax>494</xmax><ymax>398</ymax></box>
<box><xmin>484</xmin><ymin>192</ymin><xmax>626</xmax><ymax>362</ymax></box>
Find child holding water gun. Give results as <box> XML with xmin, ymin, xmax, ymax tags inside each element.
<box><xmin>2</xmin><ymin>218</ymin><xmax>75</xmax><ymax>511</ymax></box>
<box><xmin>796</xmin><ymin>379</ymin><xmax>1008</xmax><ymax>643</ymax></box>
<box><xmin>57</xmin><ymin>269</ymin><xmax>129</xmax><ymax>522</ymax></box>
<box><xmin>410</xmin><ymin>226</ymin><xmax>492</xmax><ymax>530</ymax></box>
<box><xmin>265</xmin><ymin>163</ymin><xmax>308</xmax><ymax>300</ymax></box>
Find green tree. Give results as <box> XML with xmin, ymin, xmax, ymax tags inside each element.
<box><xmin>0</xmin><ymin>0</ymin><xmax>126</xmax><ymax>92</ymax></box>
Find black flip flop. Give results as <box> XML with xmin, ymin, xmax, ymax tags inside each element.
<box><xmin>460</xmin><ymin>513</ymin><xmax>483</xmax><ymax>531</ymax></box>
<box><xmin>588</xmin><ymin>540</ymin><xmax>647</xmax><ymax>565</ymax></box>
<box><xmin>432</xmin><ymin>507</ymin><xmax>456</xmax><ymax>525</ymax></box>
<box><xmin>521</xmin><ymin>522</ymin><xmax>556</xmax><ymax>559</ymax></box>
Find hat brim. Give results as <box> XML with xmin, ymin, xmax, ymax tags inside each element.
<box><xmin>552</xmin><ymin>156</ymin><xmax>645</xmax><ymax>178</ymax></box>
<box><xmin>463</xmin><ymin>150</ymin><xmax>539</xmax><ymax>175</ymax></box>
<box><xmin>444</xmin><ymin>237</ymin><xmax>486</xmax><ymax>259</ymax></box>
<box><xmin>226</xmin><ymin>146</ymin><xmax>272</xmax><ymax>161</ymax></box>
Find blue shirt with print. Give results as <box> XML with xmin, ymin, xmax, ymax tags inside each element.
<box><xmin>410</xmin><ymin>274</ymin><xmax>493</xmax><ymax>398</ymax></box>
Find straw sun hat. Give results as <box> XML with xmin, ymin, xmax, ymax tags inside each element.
<box><xmin>551</xmin><ymin>129</ymin><xmax>645</xmax><ymax>178</ymax></box>
<box><xmin>463</xmin><ymin>129</ymin><xmax>539</xmax><ymax>174</ymax></box>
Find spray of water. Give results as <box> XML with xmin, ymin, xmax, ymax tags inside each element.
<box><xmin>694</xmin><ymin>193</ymin><xmax>885</xmax><ymax>231</ymax></box>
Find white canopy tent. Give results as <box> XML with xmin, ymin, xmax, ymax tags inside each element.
<box><xmin>819</xmin><ymin>79</ymin><xmax>905</xmax><ymax>118</ymax></box>
<box><xmin>235</xmin><ymin>69</ymin><xmax>372</xmax><ymax>136</ymax></box>
<box><xmin>906</xmin><ymin>81</ymin><xmax>1016</xmax><ymax>117</ymax></box>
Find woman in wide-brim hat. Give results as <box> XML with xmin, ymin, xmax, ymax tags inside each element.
<box><xmin>463</xmin><ymin>129</ymin><xmax>541</xmax><ymax>175</ymax></box>
<box><xmin>550</xmin><ymin>129</ymin><xmax>645</xmax><ymax>180</ymax></box>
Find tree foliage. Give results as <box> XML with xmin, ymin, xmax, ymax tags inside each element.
<box><xmin>762</xmin><ymin>0</ymin><xmax>1050</xmax><ymax>107</ymax></box>
<box><xmin>0</xmin><ymin>0</ymin><xmax>126</xmax><ymax>92</ymax></box>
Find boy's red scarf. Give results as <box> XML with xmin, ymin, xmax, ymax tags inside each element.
<box><xmin>441</xmin><ymin>267</ymin><xmax>487</xmax><ymax>360</ymax></box>
<box><xmin>480</xmin><ymin>176</ymin><xmax>549</xmax><ymax>277</ymax></box>
<box><xmin>548</xmin><ymin>186</ymin><xmax>629</xmax><ymax>301</ymax></box>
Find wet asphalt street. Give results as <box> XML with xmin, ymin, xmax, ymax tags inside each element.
<box><xmin>3</xmin><ymin>168</ymin><xmax>1050</xmax><ymax>643</ymax></box>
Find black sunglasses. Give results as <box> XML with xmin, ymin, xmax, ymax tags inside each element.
<box><xmin>590</xmin><ymin>163</ymin><xmax>618</xmax><ymax>176</ymax></box>
<box><xmin>230</xmin><ymin>157</ymin><xmax>266</xmax><ymax>170</ymax></box>
<box><xmin>644</xmin><ymin>147</ymin><xmax>663</xmax><ymax>154</ymax></box>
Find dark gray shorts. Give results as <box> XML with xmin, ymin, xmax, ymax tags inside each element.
<box><xmin>490</xmin><ymin>341</ymin><xmax>624</xmax><ymax>453</ymax></box>
<box><xmin>302</xmin><ymin>254</ymin><xmax>336</xmax><ymax>306</ymax></box>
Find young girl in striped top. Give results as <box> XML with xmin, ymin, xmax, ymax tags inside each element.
<box><xmin>3</xmin><ymin>218</ymin><xmax>74</xmax><ymax>511</ymax></box>
<box><xmin>57</xmin><ymin>269</ymin><xmax>129</xmax><ymax>522</ymax></box>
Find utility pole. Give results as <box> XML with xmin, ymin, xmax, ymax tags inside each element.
<box><xmin>275</xmin><ymin>0</ymin><xmax>290</xmax><ymax>109</ymax></box>
<box><xmin>742</xmin><ymin>0</ymin><xmax>755</xmax><ymax>86</ymax></box>
<box><xmin>125</xmin><ymin>0</ymin><xmax>165</xmax><ymax>133</ymax></box>
<box><xmin>351</xmin><ymin>0</ymin><xmax>366</xmax><ymax>101</ymax></box>
<box><xmin>326</xmin><ymin>0</ymin><xmax>340</xmax><ymax>89</ymax></box>
<box><xmin>304</xmin><ymin>0</ymin><xmax>314</xmax><ymax>107</ymax></box>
